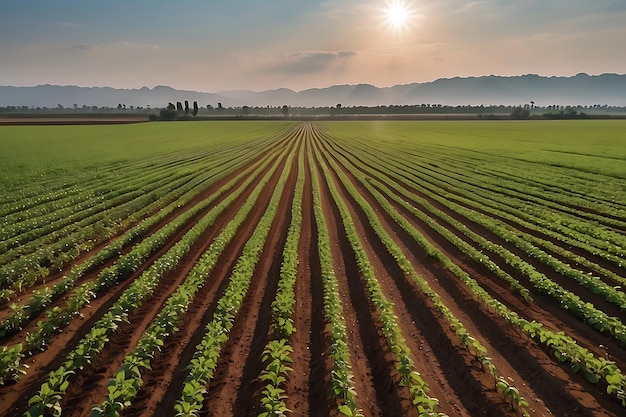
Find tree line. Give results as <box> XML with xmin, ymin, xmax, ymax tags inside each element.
<box><xmin>2</xmin><ymin>102</ymin><xmax>626</xmax><ymax>120</ymax></box>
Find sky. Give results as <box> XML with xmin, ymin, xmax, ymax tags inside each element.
<box><xmin>1</xmin><ymin>0</ymin><xmax>626</xmax><ymax>92</ymax></box>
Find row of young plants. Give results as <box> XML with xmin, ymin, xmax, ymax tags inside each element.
<box><xmin>314</xmin><ymin>142</ymin><xmax>448</xmax><ymax>416</ymax></box>
<box><xmin>257</xmin><ymin>144</ymin><xmax>305</xmax><ymax>417</ymax></box>
<box><xmin>22</xmin><ymin>141</ymin><xmax>291</xmax><ymax>417</ymax></box>
<box><xmin>409</xmin><ymin>148</ymin><xmax>626</xmax><ymax>282</ymax></box>
<box><xmin>351</xmin><ymin>138</ymin><xmax>625</xmax><ymax>269</ymax></box>
<box><xmin>521</xmin><ymin>233</ymin><xmax>626</xmax><ymax>288</ymax></box>
<box><xmin>171</xmin><ymin>146</ymin><xmax>296</xmax><ymax>417</ymax></box>
<box><xmin>427</xmin><ymin>161</ymin><xmax>625</xmax><ymax>261</ymax></box>
<box><xmin>0</xmin><ymin>174</ymin><xmax>197</xmax><ymax>299</ymax></box>
<box><xmin>319</xmin><ymin>131</ymin><xmax>626</xmax><ymax>409</ymax></box>
<box><xmin>0</xmin><ymin>134</ymin><xmax>262</xmax><ymax>253</ymax></box>
<box><xmin>0</xmin><ymin>150</ymin><xmax>257</xmax><ymax>337</ymax></box>
<box><xmin>0</xmin><ymin>147</ymin><xmax>279</xmax><ymax>388</ymax></box>
<box><xmin>0</xmin><ymin>166</ymin><xmax>178</xmax><ymax>249</ymax></box>
<box><xmin>0</xmin><ymin>145</ymin><xmax>266</xmax><ymax>299</ymax></box>
<box><xmin>409</xmin><ymin>146</ymin><xmax>626</xmax><ymax>232</ymax></box>
<box><xmin>305</xmin><ymin>147</ymin><xmax>362</xmax><ymax>417</ymax></box>
<box><xmin>319</xmin><ymin>138</ymin><xmax>534</xmax><ymax>305</ymax></box>
<box><xmin>343</xmin><ymin>144</ymin><xmax>626</xmax><ymax>347</ymax></box>
<box><xmin>0</xmin><ymin>172</ymin><xmax>191</xmax><ymax>289</ymax></box>
<box><xmin>0</xmin><ymin>155</ymin><xmax>160</xmax><ymax>224</ymax></box>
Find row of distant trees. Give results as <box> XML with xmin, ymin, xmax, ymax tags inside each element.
<box><xmin>159</xmin><ymin>101</ymin><xmax>200</xmax><ymax>120</ymax></box>
<box><xmin>151</xmin><ymin>101</ymin><xmax>626</xmax><ymax>120</ymax></box>
<box><xmin>157</xmin><ymin>101</ymin><xmax>292</xmax><ymax>120</ymax></box>
<box><xmin>2</xmin><ymin>102</ymin><xmax>626</xmax><ymax>120</ymax></box>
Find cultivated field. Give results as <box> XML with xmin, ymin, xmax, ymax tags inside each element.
<box><xmin>0</xmin><ymin>120</ymin><xmax>625</xmax><ymax>416</ymax></box>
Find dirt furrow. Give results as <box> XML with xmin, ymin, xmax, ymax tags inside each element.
<box><xmin>285</xmin><ymin>131</ymin><xmax>316</xmax><ymax>416</ymax></box>
<box><xmin>312</xmin><ymin>135</ymin><xmax>401</xmax><ymax>417</ymax></box>
<box><xmin>211</xmin><ymin>141</ymin><xmax>298</xmax><ymax>416</ymax></box>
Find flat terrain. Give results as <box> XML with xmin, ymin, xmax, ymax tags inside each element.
<box><xmin>0</xmin><ymin>120</ymin><xmax>625</xmax><ymax>416</ymax></box>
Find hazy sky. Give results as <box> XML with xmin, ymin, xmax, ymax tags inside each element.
<box><xmin>2</xmin><ymin>0</ymin><xmax>625</xmax><ymax>92</ymax></box>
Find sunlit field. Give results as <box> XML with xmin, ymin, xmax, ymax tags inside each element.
<box><xmin>1</xmin><ymin>120</ymin><xmax>625</xmax><ymax>416</ymax></box>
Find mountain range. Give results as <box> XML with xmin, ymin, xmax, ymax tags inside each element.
<box><xmin>2</xmin><ymin>73</ymin><xmax>626</xmax><ymax>108</ymax></box>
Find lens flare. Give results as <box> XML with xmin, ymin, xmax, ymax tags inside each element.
<box><xmin>385</xmin><ymin>1</ymin><xmax>412</xmax><ymax>32</ymax></box>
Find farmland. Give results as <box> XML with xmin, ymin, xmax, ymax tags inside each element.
<box><xmin>0</xmin><ymin>120</ymin><xmax>625</xmax><ymax>416</ymax></box>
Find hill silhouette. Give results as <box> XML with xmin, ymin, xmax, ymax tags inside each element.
<box><xmin>2</xmin><ymin>73</ymin><xmax>625</xmax><ymax>108</ymax></box>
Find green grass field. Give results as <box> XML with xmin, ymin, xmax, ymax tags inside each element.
<box><xmin>0</xmin><ymin>121</ymin><xmax>292</xmax><ymax>189</ymax></box>
<box><xmin>322</xmin><ymin>120</ymin><xmax>626</xmax><ymax>177</ymax></box>
<box><xmin>2</xmin><ymin>119</ymin><xmax>625</xmax><ymax>193</ymax></box>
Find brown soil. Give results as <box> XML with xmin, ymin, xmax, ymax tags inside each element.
<box><xmin>0</xmin><ymin>118</ymin><xmax>148</xmax><ymax>125</ymax></box>
<box><xmin>1</xmin><ymin>122</ymin><xmax>625</xmax><ymax>417</ymax></box>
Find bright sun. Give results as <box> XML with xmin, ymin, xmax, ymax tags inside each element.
<box><xmin>385</xmin><ymin>1</ymin><xmax>411</xmax><ymax>31</ymax></box>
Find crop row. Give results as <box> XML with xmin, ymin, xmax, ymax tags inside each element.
<box><xmin>316</xmin><ymin>125</ymin><xmax>626</xmax><ymax>408</ymax></box>
<box><xmin>172</xmin><ymin>142</ymin><xmax>296</xmax><ymax>417</ymax></box>
<box><xmin>308</xmin><ymin>145</ymin><xmax>362</xmax><ymax>416</ymax></box>
<box><xmin>0</xmin><ymin>150</ymin><xmax>255</xmax><ymax>335</ymax></box>
<box><xmin>23</xmin><ymin>140</ymin><xmax>292</xmax><ymax>416</ymax></box>
<box><xmin>314</xmin><ymin>134</ymin><xmax>531</xmax><ymax>415</ymax></box>
<box><xmin>332</xmin><ymin>137</ymin><xmax>626</xmax><ymax>346</ymax></box>
<box><xmin>257</xmin><ymin>140</ymin><xmax>305</xmax><ymax>416</ymax></box>
<box><xmin>0</xmin><ymin>141</ymin><xmax>281</xmax><ymax>389</ymax></box>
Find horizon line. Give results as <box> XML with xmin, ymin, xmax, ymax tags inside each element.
<box><xmin>2</xmin><ymin>71</ymin><xmax>625</xmax><ymax>94</ymax></box>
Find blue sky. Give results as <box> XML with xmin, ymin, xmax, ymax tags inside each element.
<box><xmin>2</xmin><ymin>0</ymin><xmax>625</xmax><ymax>92</ymax></box>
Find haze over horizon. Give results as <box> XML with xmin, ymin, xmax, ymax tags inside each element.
<box><xmin>2</xmin><ymin>1</ymin><xmax>626</xmax><ymax>93</ymax></box>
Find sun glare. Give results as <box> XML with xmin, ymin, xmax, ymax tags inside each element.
<box><xmin>385</xmin><ymin>1</ymin><xmax>412</xmax><ymax>32</ymax></box>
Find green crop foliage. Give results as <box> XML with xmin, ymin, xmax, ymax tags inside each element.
<box><xmin>2</xmin><ymin>120</ymin><xmax>625</xmax><ymax>415</ymax></box>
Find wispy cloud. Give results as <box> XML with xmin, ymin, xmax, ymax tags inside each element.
<box><xmin>63</xmin><ymin>43</ymin><xmax>98</xmax><ymax>52</ymax></box>
<box><xmin>1</xmin><ymin>1</ymin><xmax>625</xmax><ymax>91</ymax></box>
<box><xmin>267</xmin><ymin>50</ymin><xmax>357</xmax><ymax>74</ymax></box>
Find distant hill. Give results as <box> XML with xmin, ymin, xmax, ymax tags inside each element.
<box><xmin>2</xmin><ymin>73</ymin><xmax>626</xmax><ymax>108</ymax></box>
